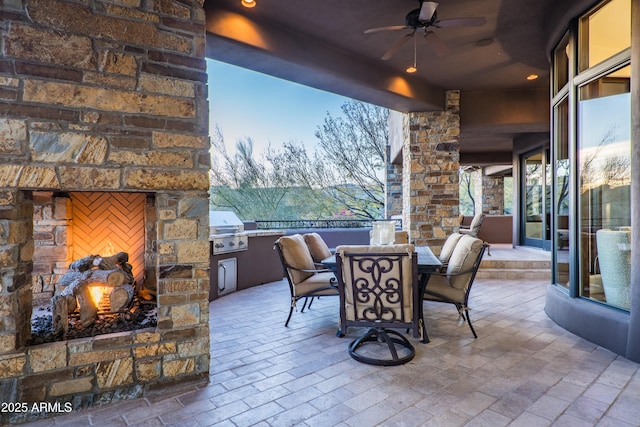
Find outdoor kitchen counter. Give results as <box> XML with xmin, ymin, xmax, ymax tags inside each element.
<box><xmin>207</xmin><ymin>229</ymin><xmax>285</xmax><ymax>240</ymax></box>
<box><xmin>209</xmin><ymin>229</ymin><xmax>286</xmax><ymax>301</ymax></box>
<box><xmin>239</xmin><ymin>229</ymin><xmax>284</xmax><ymax>238</ymax></box>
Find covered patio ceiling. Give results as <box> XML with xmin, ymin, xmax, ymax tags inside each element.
<box><xmin>203</xmin><ymin>0</ymin><xmax>594</xmax><ymax>165</ymax></box>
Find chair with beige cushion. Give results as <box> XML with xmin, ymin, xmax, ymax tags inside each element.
<box><xmin>423</xmin><ymin>235</ymin><xmax>487</xmax><ymax>338</ymax></box>
<box><xmin>275</xmin><ymin>234</ymin><xmax>339</xmax><ymax>326</ymax></box>
<box><xmin>303</xmin><ymin>232</ymin><xmax>332</xmax><ymax>264</ymax></box>
<box><xmin>438</xmin><ymin>232</ymin><xmax>464</xmax><ymax>268</ymax></box>
<box><xmin>460</xmin><ymin>213</ymin><xmax>489</xmax><ymax>255</ymax></box>
<box><xmin>335</xmin><ymin>244</ymin><xmax>422</xmax><ymax>365</ymax></box>
<box><xmin>460</xmin><ymin>212</ymin><xmax>485</xmax><ymax>237</ymax></box>
<box><xmin>302</xmin><ymin>232</ymin><xmax>334</xmax><ymax>309</ymax></box>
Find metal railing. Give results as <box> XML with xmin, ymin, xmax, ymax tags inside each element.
<box><xmin>254</xmin><ymin>219</ymin><xmax>401</xmax><ymax>230</ymax></box>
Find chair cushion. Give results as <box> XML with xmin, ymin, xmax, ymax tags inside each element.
<box><xmin>424</xmin><ymin>274</ymin><xmax>466</xmax><ymax>302</ymax></box>
<box><xmin>395</xmin><ymin>231</ymin><xmax>409</xmax><ymax>244</ymax></box>
<box><xmin>439</xmin><ymin>232</ymin><xmax>463</xmax><ymax>263</ymax></box>
<box><xmin>304</xmin><ymin>232</ymin><xmax>332</xmax><ymax>263</ymax></box>
<box><xmin>336</xmin><ymin>244</ymin><xmax>415</xmax><ymax>322</ymax></box>
<box><xmin>295</xmin><ymin>271</ymin><xmax>338</xmax><ymax>296</ymax></box>
<box><xmin>446</xmin><ymin>235</ymin><xmax>484</xmax><ymax>290</ymax></box>
<box><xmin>278</xmin><ymin>234</ymin><xmax>315</xmax><ymax>284</ymax></box>
<box><xmin>470</xmin><ymin>213</ymin><xmax>484</xmax><ymax>229</ymax></box>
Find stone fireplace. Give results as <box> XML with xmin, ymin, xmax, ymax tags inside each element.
<box><xmin>0</xmin><ymin>0</ymin><xmax>211</xmax><ymax>424</ymax></box>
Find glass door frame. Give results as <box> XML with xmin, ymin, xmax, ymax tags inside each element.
<box><xmin>520</xmin><ymin>148</ymin><xmax>552</xmax><ymax>250</ymax></box>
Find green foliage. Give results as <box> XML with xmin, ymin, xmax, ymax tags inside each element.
<box><xmin>210</xmin><ymin>100</ymin><xmax>388</xmax><ymax>221</ymax></box>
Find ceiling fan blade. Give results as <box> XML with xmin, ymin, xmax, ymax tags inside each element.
<box><xmin>435</xmin><ymin>17</ymin><xmax>487</xmax><ymax>28</ymax></box>
<box><xmin>364</xmin><ymin>25</ymin><xmax>408</xmax><ymax>34</ymax></box>
<box><xmin>419</xmin><ymin>1</ymin><xmax>439</xmax><ymax>22</ymax></box>
<box><xmin>424</xmin><ymin>31</ymin><xmax>449</xmax><ymax>57</ymax></box>
<box><xmin>381</xmin><ymin>33</ymin><xmax>413</xmax><ymax>60</ymax></box>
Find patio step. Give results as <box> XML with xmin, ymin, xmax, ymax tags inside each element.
<box><xmin>476</xmin><ymin>247</ymin><xmax>551</xmax><ymax>280</ymax></box>
<box><xmin>476</xmin><ymin>266</ymin><xmax>551</xmax><ymax>280</ymax></box>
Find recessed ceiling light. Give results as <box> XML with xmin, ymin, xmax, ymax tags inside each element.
<box><xmin>241</xmin><ymin>0</ymin><xmax>256</xmax><ymax>8</ymax></box>
<box><xmin>526</xmin><ymin>74</ymin><xmax>539</xmax><ymax>80</ymax></box>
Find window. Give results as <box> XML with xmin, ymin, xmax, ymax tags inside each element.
<box><xmin>554</xmin><ymin>97</ymin><xmax>570</xmax><ymax>288</ymax></box>
<box><xmin>553</xmin><ymin>33</ymin><xmax>570</xmax><ymax>95</ymax></box>
<box><xmin>551</xmin><ymin>0</ymin><xmax>631</xmax><ymax>310</ymax></box>
<box><xmin>578</xmin><ymin>65</ymin><xmax>631</xmax><ymax>308</ymax></box>
<box><xmin>578</xmin><ymin>0</ymin><xmax>631</xmax><ymax>72</ymax></box>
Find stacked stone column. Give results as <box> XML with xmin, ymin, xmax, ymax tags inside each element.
<box><xmin>403</xmin><ymin>91</ymin><xmax>461</xmax><ymax>252</ymax></box>
<box><xmin>386</xmin><ymin>146</ymin><xmax>403</xmax><ymax>218</ymax></box>
<box><xmin>482</xmin><ymin>174</ymin><xmax>505</xmax><ymax>215</ymax></box>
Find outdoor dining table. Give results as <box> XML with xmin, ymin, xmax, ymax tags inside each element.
<box><xmin>321</xmin><ymin>245</ymin><xmax>441</xmax><ymax>343</ymax></box>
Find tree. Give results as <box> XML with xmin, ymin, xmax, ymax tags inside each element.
<box><xmin>209</xmin><ymin>126</ymin><xmax>293</xmax><ymax>220</ymax></box>
<box><xmin>274</xmin><ymin>100</ymin><xmax>388</xmax><ymax>219</ymax></box>
<box><xmin>459</xmin><ymin>168</ymin><xmax>475</xmax><ymax>216</ymax></box>
<box><xmin>209</xmin><ymin>127</ymin><xmax>352</xmax><ymax>221</ymax></box>
<box><xmin>210</xmin><ymin>100</ymin><xmax>388</xmax><ymax>221</ymax></box>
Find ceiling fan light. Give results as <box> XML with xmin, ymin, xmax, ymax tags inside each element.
<box><xmin>419</xmin><ymin>2</ymin><xmax>439</xmax><ymax>22</ymax></box>
<box><xmin>406</xmin><ymin>30</ymin><xmax>418</xmax><ymax>74</ymax></box>
<box><xmin>241</xmin><ymin>0</ymin><xmax>256</xmax><ymax>8</ymax></box>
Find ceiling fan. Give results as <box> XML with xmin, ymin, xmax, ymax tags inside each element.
<box><xmin>364</xmin><ymin>1</ymin><xmax>486</xmax><ymax>60</ymax></box>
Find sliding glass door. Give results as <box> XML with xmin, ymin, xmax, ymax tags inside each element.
<box><xmin>522</xmin><ymin>150</ymin><xmax>551</xmax><ymax>249</ymax></box>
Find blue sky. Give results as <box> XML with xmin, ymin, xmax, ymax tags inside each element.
<box><xmin>206</xmin><ymin>59</ymin><xmax>351</xmax><ymax>157</ymax></box>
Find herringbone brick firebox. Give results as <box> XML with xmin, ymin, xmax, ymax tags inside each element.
<box><xmin>32</xmin><ymin>192</ymin><xmax>153</xmax><ymax>305</ymax></box>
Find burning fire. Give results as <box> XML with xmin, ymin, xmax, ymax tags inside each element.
<box><xmin>89</xmin><ymin>286</ymin><xmax>108</xmax><ymax>308</ymax></box>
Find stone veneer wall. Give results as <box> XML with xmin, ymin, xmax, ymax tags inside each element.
<box><xmin>403</xmin><ymin>91</ymin><xmax>460</xmax><ymax>252</ymax></box>
<box><xmin>385</xmin><ymin>146</ymin><xmax>403</xmax><ymax>218</ymax></box>
<box><xmin>31</xmin><ymin>192</ymin><xmax>73</xmax><ymax>305</ymax></box>
<box><xmin>0</xmin><ymin>0</ymin><xmax>210</xmax><ymax>423</ymax></box>
<box><xmin>482</xmin><ymin>174</ymin><xmax>505</xmax><ymax>215</ymax></box>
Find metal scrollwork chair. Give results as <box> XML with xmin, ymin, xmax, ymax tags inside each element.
<box><xmin>275</xmin><ymin>234</ymin><xmax>339</xmax><ymax>327</ymax></box>
<box><xmin>423</xmin><ymin>235</ymin><xmax>487</xmax><ymax>338</ymax></box>
<box><xmin>335</xmin><ymin>244</ymin><xmax>422</xmax><ymax>366</ymax></box>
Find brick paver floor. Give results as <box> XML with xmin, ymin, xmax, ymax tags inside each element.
<box><xmin>31</xmin><ymin>277</ymin><xmax>640</xmax><ymax>426</ymax></box>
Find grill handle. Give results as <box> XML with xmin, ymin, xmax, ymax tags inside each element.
<box><xmin>219</xmin><ymin>263</ymin><xmax>227</xmax><ymax>292</ymax></box>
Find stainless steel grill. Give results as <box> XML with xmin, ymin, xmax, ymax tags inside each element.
<box><xmin>209</xmin><ymin>211</ymin><xmax>249</xmax><ymax>255</ymax></box>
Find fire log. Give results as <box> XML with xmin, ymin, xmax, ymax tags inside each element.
<box><xmin>76</xmin><ymin>285</ymin><xmax>98</xmax><ymax>327</ymax></box>
<box><xmin>53</xmin><ymin>269</ymin><xmax>129</xmax><ymax>329</ymax></box>
<box><xmin>95</xmin><ymin>253</ymin><xmax>134</xmax><ymax>284</ymax></box>
<box><xmin>110</xmin><ymin>284</ymin><xmax>134</xmax><ymax>312</ymax></box>
<box><xmin>95</xmin><ymin>251</ymin><xmax>128</xmax><ymax>269</ymax></box>
<box><xmin>52</xmin><ymin>294</ymin><xmax>75</xmax><ymax>335</ymax></box>
<box><xmin>53</xmin><ymin>252</ymin><xmax>136</xmax><ymax>332</ymax></box>
<box><xmin>68</xmin><ymin>255</ymin><xmax>98</xmax><ymax>272</ymax></box>
<box><xmin>58</xmin><ymin>269</ymin><xmax>127</xmax><ymax>290</ymax></box>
